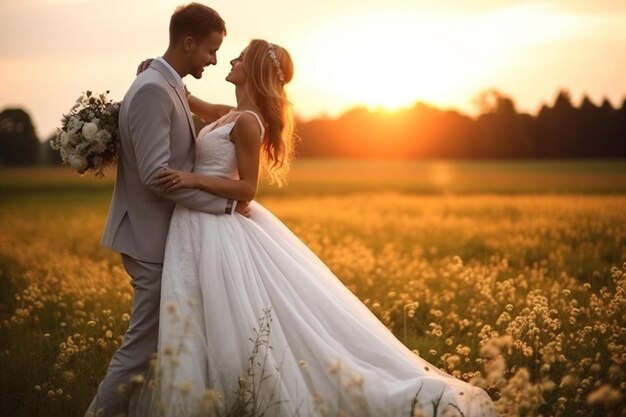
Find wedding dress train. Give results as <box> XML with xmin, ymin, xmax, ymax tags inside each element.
<box><xmin>155</xmin><ymin>111</ymin><xmax>497</xmax><ymax>417</ymax></box>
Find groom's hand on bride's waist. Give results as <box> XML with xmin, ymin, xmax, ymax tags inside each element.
<box><xmin>235</xmin><ymin>201</ymin><xmax>251</xmax><ymax>217</ymax></box>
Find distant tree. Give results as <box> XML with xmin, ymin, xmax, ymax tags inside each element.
<box><xmin>0</xmin><ymin>108</ymin><xmax>40</xmax><ymax>166</ymax></box>
<box><xmin>472</xmin><ymin>90</ymin><xmax>535</xmax><ymax>158</ymax></box>
<box><xmin>599</xmin><ymin>98</ymin><xmax>624</xmax><ymax>157</ymax></box>
<box><xmin>295</xmin><ymin>89</ymin><xmax>626</xmax><ymax>160</ymax></box>
<box><xmin>578</xmin><ymin>96</ymin><xmax>602</xmax><ymax>157</ymax></box>
<box><xmin>423</xmin><ymin>108</ymin><xmax>475</xmax><ymax>158</ymax></box>
<box><xmin>296</xmin><ymin>116</ymin><xmax>338</xmax><ymax>157</ymax></box>
<box><xmin>40</xmin><ymin>134</ymin><xmax>63</xmax><ymax>166</ymax></box>
<box><xmin>536</xmin><ymin>90</ymin><xmax>581</xmax><ymax>157</ymax></box>
<box><xmin>473</xmin><ymin>89</ymin><xmax>496</xmax><ymax>114</ymax></box>
<box><xmin>615</xmin><ymin>99</ymin><xmax>626</xmax><ymax>157</ymax></box>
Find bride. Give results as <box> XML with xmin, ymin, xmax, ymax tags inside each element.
<box><xmin>147</xmin><ymin>39</ymin><xmax>496</xmax><ymax>417</ymax></box>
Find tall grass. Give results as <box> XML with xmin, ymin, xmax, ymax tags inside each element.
<box><xmin>1</xmin><ymin>162</ymin><xmax>625</xmax><ymax>416</ymax></box>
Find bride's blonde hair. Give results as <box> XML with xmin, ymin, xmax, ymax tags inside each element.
<box><xmin>243</xmin><ymin>39</ymin><xmax>295</xmax><ymax>186</ymax></box>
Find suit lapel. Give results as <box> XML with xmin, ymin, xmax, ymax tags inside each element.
<box><xmin>150</xmin><ymin>60</ymin><xmax>197</xmax><ymax>138</ymax></box>
<box><xmin>177</xmin><ymin>87</ymin><xmax>197</xmax><ymax>138</ymax></box>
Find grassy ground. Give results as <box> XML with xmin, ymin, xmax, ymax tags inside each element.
<box><xmin>0</xmin><ymin>160</ymin><xmax>625</xmax><ymax>416</ymax></box>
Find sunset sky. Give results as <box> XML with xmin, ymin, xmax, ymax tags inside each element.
<box><xmin>1</xmin><ymin>0</ymin><xmax>626</xmax><ymax>138</ymax></box>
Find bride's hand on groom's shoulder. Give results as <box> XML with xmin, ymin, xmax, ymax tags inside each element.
<box><xmin>136</xmin><ymin>58</ymin><xmax>154</xmax><ymax>75</ymax></box>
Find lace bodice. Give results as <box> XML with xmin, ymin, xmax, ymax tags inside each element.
<box><xmin>193</xmin><ymin>111</ymin><xmax>264</xmax><ymax>180</ymax></box>
<box><xmin>194</xmin><ymin>122</ymin><xmax>238</xmax><ymax>179</ymax></box>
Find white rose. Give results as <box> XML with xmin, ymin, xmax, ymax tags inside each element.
<box><xmin>82</xmin><ymin>122</ymin><xmax>99</xmax><ymax>140</ymax></box>
<box><xmin>68</xmin><ymin>154</ymin><xmax>88</xmax><ymax>171</ymax></box>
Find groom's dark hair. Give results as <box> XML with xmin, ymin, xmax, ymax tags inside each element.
<box><xmin>169</xmin><ymin>3</ymin><xmax>226</xmax><ymax>45</ymax></box>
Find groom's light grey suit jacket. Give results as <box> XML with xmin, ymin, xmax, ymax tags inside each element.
<box><xmin>101</xmin><ymin>59</ymin><xmax>230</xmax><ymax>263</ymax></box>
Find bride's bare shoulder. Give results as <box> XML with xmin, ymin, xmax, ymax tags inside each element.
<box><xmin>230</xmin><ymin>111</ymin><xmax>265</xmax><ymax>144</ymax></box>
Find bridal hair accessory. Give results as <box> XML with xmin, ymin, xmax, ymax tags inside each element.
<box><xmin>267</xmin><ymin>42</ymin><xmax>285</xmax><ymax>83</ymax></box>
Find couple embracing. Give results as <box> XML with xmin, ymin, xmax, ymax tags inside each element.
<box><xmin>86</xmin><ymin>3</ymin><xmax>496</xmax><ymax>417</ymax></box>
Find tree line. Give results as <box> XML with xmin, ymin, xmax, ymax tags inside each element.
<box><xmin>0</xmin><ymin>89</ymin><xmax>624</xmax><ymax>166</ymax></box>
<box><xmin>296</xmin><ymin>90</ymin><xmax>626</xmax><ymax>159</ymax></box>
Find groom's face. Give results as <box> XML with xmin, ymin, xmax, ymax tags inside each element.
<box><xmin>186</xmin><ymin>31</ymin><xmax>224</xmax><ymax>79</ymax></box>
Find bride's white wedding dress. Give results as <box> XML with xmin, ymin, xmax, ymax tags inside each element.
<box><xmin>156</xmin><ymin>111</ymin><xmax>496</xmax><ymax>417</ymax></box>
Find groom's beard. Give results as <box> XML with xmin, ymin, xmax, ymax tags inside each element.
<box><xmin>189</xmin><ymin>63</ymin><xmax>212</xmax><ymax>79</ymax></box>
<box><xmin>190</xmin><ymin>67</ymin><xmax>204</xmax><ymax>79</ymax></box>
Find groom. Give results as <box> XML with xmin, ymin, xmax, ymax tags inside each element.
<box><xmin>94</xmin><ymin>3</ymin><xmax>245</xmax><ymax>416</ymax></box>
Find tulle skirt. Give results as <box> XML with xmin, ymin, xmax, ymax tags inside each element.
<box><xmin>141</xmin><ymin>201</ymin><xmax>496</xmax><ymax>417</ymax></box>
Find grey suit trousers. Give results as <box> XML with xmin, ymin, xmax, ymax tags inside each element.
<box><xmin>95</xmin><ymin>254</ymin><xmax>162</xmax><ymax>417</ymax></box>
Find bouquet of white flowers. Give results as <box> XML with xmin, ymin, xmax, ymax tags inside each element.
<box><xmin>50</xmin><ymin>90</ymin><xmax>121</xmax><ymax>177</ymax></box>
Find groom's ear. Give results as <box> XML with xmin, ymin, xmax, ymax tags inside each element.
<box><xmin>182</xmin><ymin>36</ymin><xmax>195</xmax><ymax>53</ymax></box>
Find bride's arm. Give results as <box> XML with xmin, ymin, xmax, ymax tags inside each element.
<box><xmin>155</xmin><ymin>112</ymin><xmax>262</xmax><ymax>201</ymax></box>
<box><xmin>188</xmin><ymin>94</ymin><xmax>234</xmax><ymax>124</ymax></box>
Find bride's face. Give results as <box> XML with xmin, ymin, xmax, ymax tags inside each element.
<box><xmin>226</xmin><ymin>48</ymin><xmax>248</xmax><ymax>85</ymax></box>
<box><xmin>185</xmin><ymin>31</ymin><xmax>224</xmax><ymax>79</ymax></box>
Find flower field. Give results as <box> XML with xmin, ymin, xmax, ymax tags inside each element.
<box><xmin>0</xmin><ymin>160</ymin><xmax>625</xmax><ymax>417</ymax></box>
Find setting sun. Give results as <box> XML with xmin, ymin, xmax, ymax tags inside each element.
<box><xmin>294</xmin><ymin>10</ymin><xmax>465</xmax><ymax>111</ymax></box>
<box><xmin>288</xmin><ymin>2</ymin><xmax>609</xmax><ymax>114</ymax></box>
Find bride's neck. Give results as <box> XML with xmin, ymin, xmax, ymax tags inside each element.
<box><xmin>234</xmin><ymin>85</ymin><xmax>259</xmax><ymax>113</ymax></box>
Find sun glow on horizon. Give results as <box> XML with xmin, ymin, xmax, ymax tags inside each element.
<box><xmin>290</xmin><ymin>4</ymin><xmax>592</xmax><ymax>114</ymax></box>
<box><xmin>294</xmin><ymin>10</ymin><xmax>466</xmax><ymax>111</ymax></box>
